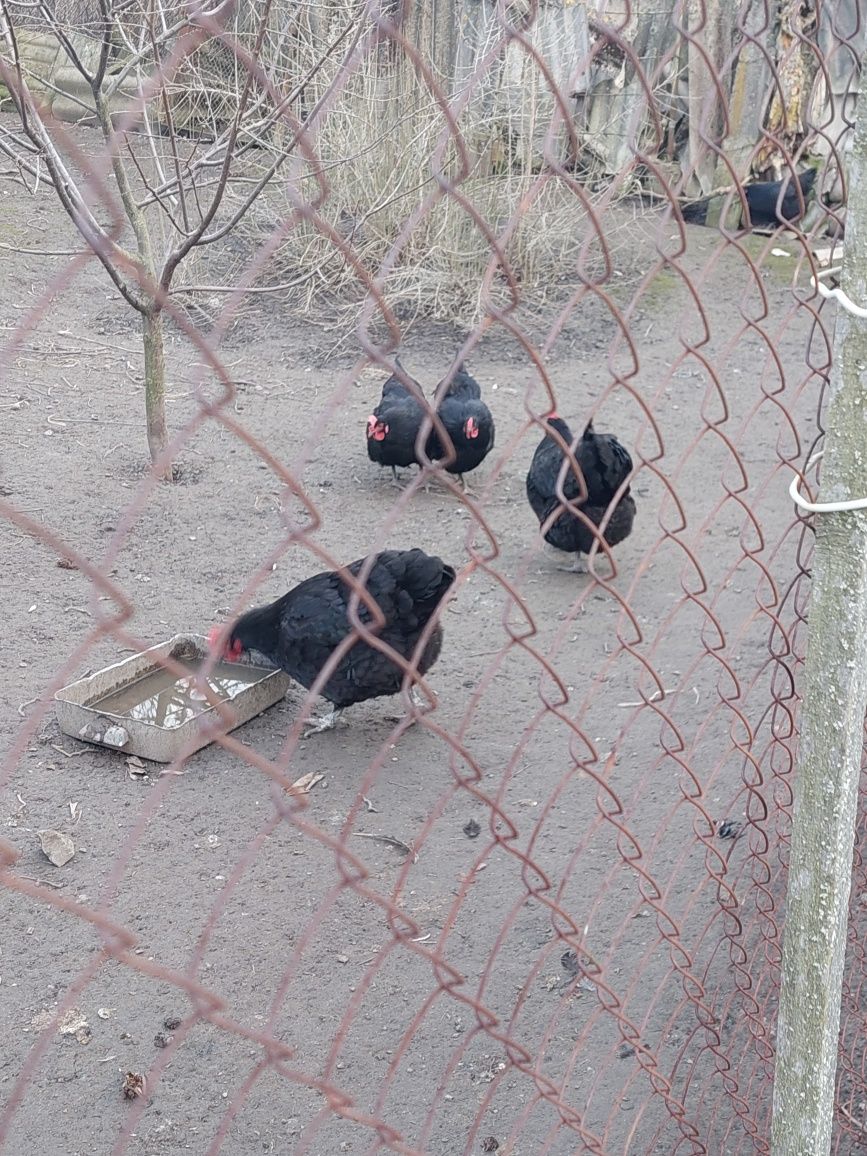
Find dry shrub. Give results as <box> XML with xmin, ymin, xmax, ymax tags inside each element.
<box><xmin>237</xmin><ymin>48</ymin><xmax>627</xmax><ymax>328</ymax></box>
<box><xmin>8</xmin><ymin>0</ymin><xmax>640</xmax><ymax>330</ymax></box>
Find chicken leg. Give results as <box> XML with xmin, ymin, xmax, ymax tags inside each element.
<box><xmin>384</xmin><ymin>684</ymin><xmax>435</xmax><ymax>726</ymax></box>
<box><xmin>301</xmin><ymin>705</ymin><xmax>343</xmax><ymax>738</ymax></box>
<box><xmin>409</xmin><ymin>684</ymin><xmax>429</xmax><ymax>711</ymax></box>
<box><xmin>557</xmin><ymin>554</ymin><xmax>587</xmax><ymax>574</ymax></box>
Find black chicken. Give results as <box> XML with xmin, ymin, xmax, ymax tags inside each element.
<box><xmin>681</xmin><ymin>168</ymin><xmax>816</xmax><ymax>229</ymax></box>
<box><xmin>743</xmin><ymin>167</ymin><xmax>816</xmax><ymax>228</ymax></box>
<box><xmin>526</xmin><ymin>413</ymin><xmax>636</xmax><ymax>572</ymax></box>
<box><xmin>426</xmin><ymin>363</ymin><xmax>495</xmax><ymax>490</ymax></box>
<box><xmin>210</xmin><ymin>549</ymin><xmax>456</xmax><ymax>735</ymax></box>
<box><xmin>366</xmin><ymin>360</ymin><xmax>426</xmax><ymax>483</ymax></box>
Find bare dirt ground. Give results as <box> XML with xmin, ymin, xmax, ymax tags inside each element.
<box><xmin>1</xmin><ymin>114</ymin><xmax>828</xmax><ymax>1154</ymax></box>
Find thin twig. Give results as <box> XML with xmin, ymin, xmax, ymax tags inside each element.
<box><xmin>0</xmin><ymin>243</ymin><xmax>87</xmax><ymax>257</ymax></box>
<box><xmin>353</xmin><ymin>832</ymin><xmax>417</xmax><ymax>861</ymax></box>
<box><xmin>618</xmin><ymin>688</ymin><xmax>679</xmax><ymax>708</ymax></box>
<box><xmin>839</xmin><ymin>1105</ymin><xmax>867</xmax><ymax>1134</ymax></box>
<box><xmin>18</xmin><ymin>875</ymin><xmax>65</xmax><ymax>889</ymax></box>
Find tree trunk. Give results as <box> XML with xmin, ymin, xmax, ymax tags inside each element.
<box><xmin>770</xmin><ymin>48</ymin><xmax>867</xmax><ymax>1156</ymax></box>
<box><xmin>142</xmin><ymin>309</ymin><xmax>170</xmax><ymax>478</ymax></box>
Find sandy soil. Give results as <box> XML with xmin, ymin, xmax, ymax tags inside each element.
<box><xmin>0</xmin><ymin>112</ymin><xmax>836</xmax><ymax>1154</ymax></box>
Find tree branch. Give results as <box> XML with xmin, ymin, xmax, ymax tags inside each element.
<box><xmin>194</xmin><ymin>14</ymin><xmax>367</xmax><ymax>248</ymax></box>
<box><xmin>158</xmin><ymin>0</ymin><xmax>276</xmax><ymax>292</ymax></box>
<box><xmin>92</xmin><ymin>0</ymin><xmax>114</xmax><ymax>93</ymax></box>
<box><xmin>36</xmin><ymin>0</ymin><xmax>96</xmax><ymax>85</ymax></box>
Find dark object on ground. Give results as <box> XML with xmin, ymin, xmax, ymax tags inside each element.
<box><xmin>717</xmin><ymin>819</ymin><xmax>744</xmax><ymax>839</ymax></box>
<box><xmin>561</xmin><ymin>949</ymin><xmax>580</xmax><ymax>975</ymax></box>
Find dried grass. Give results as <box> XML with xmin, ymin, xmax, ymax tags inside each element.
<box><xmin>236</xmin><ymin>53</ymin><xmax>629</xmax><ymax>328</ymax></box>
<box><xmin>8</xmin><ymin>0</ymin><xmax>643</xmax><ymax>329</ymax></box>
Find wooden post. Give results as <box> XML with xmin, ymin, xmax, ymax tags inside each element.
<box><xmin>770</xmin><ymin>59</ymin><xmax>867</xmax><ymax>1156</ymax></box>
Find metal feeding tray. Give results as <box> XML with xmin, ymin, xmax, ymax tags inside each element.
<box><xmin>55</xmin><ymin>634</ymin><xmax>291</xmax><ymax>763</ymax></box>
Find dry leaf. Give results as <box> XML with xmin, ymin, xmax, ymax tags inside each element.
<box><xmin>38</xmin><ymin>830</ymin><xmax>75</xmax><ymax>867</ymax></box>
<box><xmin>290</xmin><ymin>771</ymin><xmax>324</xmax><ymax>794</ymax></box>
<box><xmin>352</xmin><ymin>831</ymin><xmax>416</xmax><ymax>859</ymax></box>
<box><xmin>122</xmin><ymin>1071</ymin><xmax>145</xmax><ymax>1100</ymax></box>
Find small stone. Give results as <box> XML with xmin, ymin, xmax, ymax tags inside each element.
<box><xmin>102</xmin><ymin>724</ymin><xmax>129</xmax><ymax>748</ymax></box>
<box><xmin>38</xmin><ymin>830</ymin><xmax>75</xmax><ymax>867</ymax></box>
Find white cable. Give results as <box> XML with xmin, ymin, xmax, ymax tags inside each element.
<box><xmin>790</xmin><ymin>450</ymin><xmax>867</xmax><ymax>513</ymax></box>
<box><xmin>810</xmin><ymin>265</ymin><xmax>867</xmax><ymax>318</ymax></box>
<box><xmin>794</xmin><ymin>266</ymin><xmax>867</xmax><ymax>512</ymax></box>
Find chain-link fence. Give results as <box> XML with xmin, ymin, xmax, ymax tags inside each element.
<box><xmin>0</xmin><ymin>1</ymin><xmax>862</xmax><ymax>1153</ymax></box>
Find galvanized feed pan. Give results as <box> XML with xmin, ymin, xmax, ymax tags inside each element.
<box><xmin>54</xmin><ymin>634</ymin><xmax>290</xmax><ymax>763</ymax></box>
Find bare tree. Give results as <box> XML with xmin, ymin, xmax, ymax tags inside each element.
<box><xmin>0</xmin><ymin>0</ymin><xmax>357</xmax><ymax>477</ymax></box>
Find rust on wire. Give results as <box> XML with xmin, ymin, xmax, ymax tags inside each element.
<box><xmin>0</xmin><ymin>0</ymin><xmax>860</xmax><ymax>1152</ymax></box>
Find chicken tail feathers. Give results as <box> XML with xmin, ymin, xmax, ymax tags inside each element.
<box><xmin>396</xmin><ymin>548</ymin><xmax>456</xmax><ymax>606</ymax></box>
<box><xmin>438</xmin><ymin>362</ymin><xmax>482</xmax><ymax>401</ymax></box>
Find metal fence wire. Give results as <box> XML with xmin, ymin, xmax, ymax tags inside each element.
<box><xmin>0</xmin><ymin>0</ymin><xmax>863</xmax><ymax>1153</ymax></box>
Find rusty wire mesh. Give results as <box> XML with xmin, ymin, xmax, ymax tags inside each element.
<box><xmin>0</xmin><ymin>0</ymin><xmax>863</xmax><ymax>1153</ymax></box>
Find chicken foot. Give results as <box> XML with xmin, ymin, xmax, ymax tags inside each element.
<box><xmin>409</xmin><ymin>684</ymin><xmax>429</xmax><ymax>711</ymax></box>
<box><xmin>384</xmin><ymin>684</ymin><xmax>435</xmax><ymax>726</ymax></box>
<box><xmin>557</xmin><ymin>553</ymin><xmax>587</xmax><ymax>574</ymax></box>
<box><xmin>301</xmin><ymin>705</ymin><xmax>343</xmax><ymax>738</ymax></box>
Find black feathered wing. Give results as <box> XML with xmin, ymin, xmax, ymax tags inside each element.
<box><xmin>526</xmin><ymin>418</ymin><xmax>635</xmax><ymax>556</ymax></box>
<box><xmin>268</xmin><ymin>550</ymin><xmax>455</xmax><ymax>708</ymax></box>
